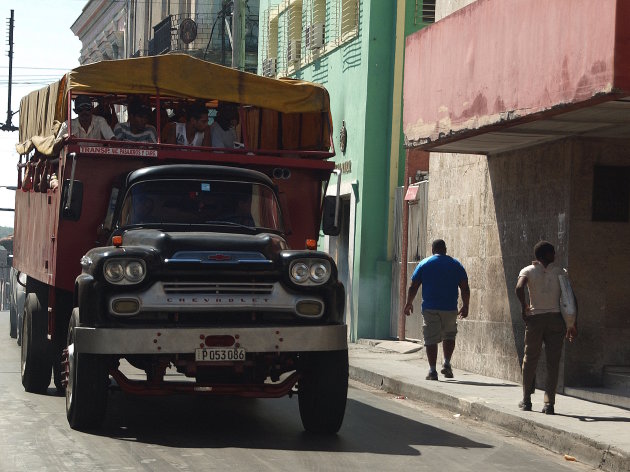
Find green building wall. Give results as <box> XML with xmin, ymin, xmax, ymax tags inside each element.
<box><xmin>258</xmin><ymin>0</ymin><xmax>398</xmax><ymax>340</ymax></box>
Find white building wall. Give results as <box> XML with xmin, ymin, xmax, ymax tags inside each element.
<box><xmin>72</xmin><ymin>0</ymin><xmax>127</xmax><ymax>64</ymax></box>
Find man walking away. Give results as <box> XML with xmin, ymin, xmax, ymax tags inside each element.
<box><xmin>404</xmin><ymin>239</ymin><xmax>470</xmax><ymax>380</ymax></box>
<box><xmin>515</xmin><ymin>241</ymin><xmax>578</xmax><ymax>415</ymax></box>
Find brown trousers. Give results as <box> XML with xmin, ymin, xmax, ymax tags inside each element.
<box><xmin>522</xmin><ymin>312</ymin><xmax>566</xmax><ymax>405</ymax></box>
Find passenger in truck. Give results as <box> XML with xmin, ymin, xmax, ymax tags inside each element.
<box><xmin>114</xmin><ymin>98</ymin><xmax>158</xmax><ymax>143</ymax></box>
<box><xmin>56</xmin><ymin>95</ymin><xmax>115</xmax><ymax>145</ymax></box>
<box><xmin>210</xmin><ymin>101</ymin><xmax>240</xmax><ymax>148</ymax></box>
<box><xmin>93</xmin><ymin>97</ymin><xmax>119</xmax><ymax>129</ymax></box>
<box><xmin>164</xmin><ymin>100</ymin><xmax>211</xmax><ymax>146</ymax></box>
<box><xmin>223</xmin><ymin>193</ymin><xmax>255</xmax><ymax>227</ymax></box>
<box><xmin>122</xmin><ymin>195</ymin><xmax>156</xmax><ymax>225</ymax></box>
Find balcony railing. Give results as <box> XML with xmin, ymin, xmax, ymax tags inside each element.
<box><xmin>148</xmin><ymin>12</ymin><xmax>259</xmax><ymax>71</ymax></box>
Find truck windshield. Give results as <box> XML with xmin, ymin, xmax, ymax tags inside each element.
<box><xmin>119</xmin><ymin>179</ymin><xmax>283</xmax><ymax>231</ymax></box>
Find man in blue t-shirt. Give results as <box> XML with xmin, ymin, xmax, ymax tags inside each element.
<box><xmin>404</xmin><ymin>239</ymin><xmax>470</xmax><ymax>380</ymax></box>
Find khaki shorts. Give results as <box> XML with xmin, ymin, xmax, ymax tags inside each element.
<box><xmin>422</xmin><ymin>309</ymin><xmax>458</xmax><ymax>345</ymax></box>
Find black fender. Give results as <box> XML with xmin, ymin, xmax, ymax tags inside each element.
<box><xmin>74</xmin><ymin>274</ymin><xmax>102</xmax><ymax>325</ymax></box>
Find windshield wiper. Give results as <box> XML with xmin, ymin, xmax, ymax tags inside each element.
<box><xmin>204</xmin><ymin>220</ymin><xmax>257</xmax><ymax>231</ymax></box>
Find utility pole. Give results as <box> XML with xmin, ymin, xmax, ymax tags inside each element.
<box><xmin>231</xmin><ymin>0</ymin><xmax>245</xmax><ymax>70</ymax></box>
<box><xmin>1</xmin><ymin>9</ymin><xmax>18</xmax><ymax>132</ymax></box>
<box><xmin>220</xmin><ymin>1</ymin><xmax>227</xmax><ymax>65</ymax></box>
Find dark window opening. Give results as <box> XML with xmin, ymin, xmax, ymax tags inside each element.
<box><xmin>592</xmin><ymin>166</ymin><xmax>630</xmax><ymax>222</ymax></box>
<box><xmin>422</xmin><ymin>0</ymin><xmax>436</xmax><ymax>24</ymax></box>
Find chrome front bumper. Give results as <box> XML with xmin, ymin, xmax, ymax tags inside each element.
<box><xmin>74</xmin><ymin>324</ymin><xmax>348</xmax><ymax>354</ymax></box>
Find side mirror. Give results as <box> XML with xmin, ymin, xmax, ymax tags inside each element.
<box><xmin>322</xmin><ymin>195</ymin><xmax>341</xmax><ymax>236</ymax></box>
<box><xmin>61</xmin><ymin>179</ymin><xmax>83</xmax><ymax>221</ymax></box>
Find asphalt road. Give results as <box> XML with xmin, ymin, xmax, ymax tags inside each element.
<box><xmin>0</xmin><ymin>311</ymin><xmax>594</xmax><ymax>471</ymax></box>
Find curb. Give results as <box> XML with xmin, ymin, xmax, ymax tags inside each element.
<box><xmin>349</xmin><ymin>364</ymin><xmax>629</xmax><ymax>472</ymax></box>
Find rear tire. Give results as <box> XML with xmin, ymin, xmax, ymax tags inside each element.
<box><xmin>21</xmin><ymin>293</ymin><xmax>52</xmax><ymax>393</ymax></box>
<box><xmin>66</xmin><ymin>308</ymin><xmax>109</xmax><ymax>430</ymax></box>
<box><xmin>298</xmin><ymin>349</ymin><xmax>348</xmax><ymax>434</ymax></box>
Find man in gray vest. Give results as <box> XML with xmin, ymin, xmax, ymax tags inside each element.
<box><xmin>516</xmin><ymin>241</ymin><xmax>578</xmax><ymax>415</ymax></box>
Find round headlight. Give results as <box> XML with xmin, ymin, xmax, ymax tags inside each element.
<box><xmin>291</xmin><ymin>262</ymin><xmax>310</xmax><ymax>283</ymax></box>
<box><xmin>125</xmin><ymin>261</ymin><xmax>145</xmax><ymax>283</ymax></box>
<box><xmin>104</xmin><ymin>261</ymin><xmax>125</xmax><ymax>283</ymax></box>
<box><xmin>310</xmin><ymin>262</ymin><xmax>329</xmax><ymax>283</ymax></box>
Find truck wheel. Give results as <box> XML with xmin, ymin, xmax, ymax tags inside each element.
<box><xmin>16</xmin><ymin>308</ymin><xmax>23</xmax><ymax>346</ymax></box>
<box><xmin>21</xmin><ymin>293</ymin><xmax>52</xmax><ymax>393</ymax></box>
<box><xmin>66</xmin><ymin>308</ymin><xmax>108</xmax><ymax>430</ymax></box>
<box><xmin>9</xmin><ymin>305</ymin><xmax>17</xmax><ymax>338</ymax></box>
<box><xmin>298</xmin><ymin>349</ymin><xmax>348</xmax><ymax>434</ymax></box>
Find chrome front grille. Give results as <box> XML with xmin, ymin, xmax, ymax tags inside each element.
<box><xmin>162</xmin><ymin>282</ymin><xmax>274</xmax><ymax>295</ymax></box>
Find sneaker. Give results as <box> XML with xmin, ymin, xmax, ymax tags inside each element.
<box><xmin>518</xmin><ymin>399</ymin><xmax>532</xmax><ymax>411</ymax></box>
<box><xmin>441</xmin><ymin>365</ymin><xmax>454</xmax><ymax>379</ymax></box>
<box><xmin>426</xmin><ymin>370</ymin><xmax>438</xmax><ymax>381</ymax></box>
<box><xmin>542</xmin><ymin>404</ymin><xmax>555</xmax><ymax>415</ymax></box>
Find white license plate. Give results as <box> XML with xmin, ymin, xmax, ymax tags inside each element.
<box><xmin>195</xmin><ymin>347</ymin><xmax>246</xmax><ymax>362</ymax></box>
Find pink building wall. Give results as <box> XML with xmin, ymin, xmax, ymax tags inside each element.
<box><xmin>403</xmin><ymin>0</ymin><xmax>630</xmax><ymax>146</ymax></box>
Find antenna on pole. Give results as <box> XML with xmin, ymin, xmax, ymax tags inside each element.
<box><xmin>1</xmin><ymin>9</ymin><xmax>18</xmax><ymax>132</ymax></box>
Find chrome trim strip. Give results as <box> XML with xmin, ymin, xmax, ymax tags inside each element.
<box><xmin>169</xmin><ymin>250</ymin><xmax>269</xmax><ymax>263</ymax></box>
<box><xmin>161</xmin><ymin>282</ymin><xmax>274</xmax><ymax>294</ymax></box>
<box><xmin>165</xmin><ymin>259</ymin><xmax>273</xmax><ymax>265</ymax></box>
<box><xmin>74</xmin><ymin>325</ymin><xmax>348</xmax><ymax>354</ymax></box>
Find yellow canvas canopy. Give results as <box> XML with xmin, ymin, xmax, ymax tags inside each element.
<box><xmin>18</xmin><ymin>54</ymin><xmax>331</xmax><ymax>154</ymax></box>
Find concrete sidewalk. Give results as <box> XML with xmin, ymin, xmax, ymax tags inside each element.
<box><xmin>348</xmin><ymin>340</ymin><xmax>630</xmax><ymax>472</ymax></box>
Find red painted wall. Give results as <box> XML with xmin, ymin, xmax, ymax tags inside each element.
<box><xmin>406</xmin><ymin>148</ymin><xmax>429</xmax><ymax>182</ymax></box>
<box><xmin>403</xmin><ymin>0</ymin><xmax>629</xmax><ymax>145</ymax></box>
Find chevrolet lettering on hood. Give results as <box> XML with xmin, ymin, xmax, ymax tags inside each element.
<box><xmin>166</xmin><ymin>296</ymin><xmax>270</xmax><ymax>304</ymax></box>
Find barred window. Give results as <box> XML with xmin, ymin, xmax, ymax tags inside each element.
<box><xmin>415</xmin><ymin>0</ymin><xmax>436</xmax><ymax>25</ymax></box>
<box><xmin>261</xmin><ymin>0</ymin><xmax>360</xmax><ymax>76</ymax></box>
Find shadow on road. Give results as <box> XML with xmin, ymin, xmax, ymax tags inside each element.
<box><xmin>443</xmin><ymin>380</ymin><xmax>519</xmax><ymax>387</ymax></box>
<box><xmin>90</xmin><ymin>388</ymin><xmax>492</xmax><ymax>455</ymax></box>
<box><xmin>554</xmin><ymin>413</ymin><xmax>630</xmax><ymax>423</ymax></box>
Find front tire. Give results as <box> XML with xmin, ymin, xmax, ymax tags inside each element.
<box><xmin>66</xmin><ymin>308</ymin><xmax>109</xmax><ymax>430</ymax></box>
<box><xmin>9</xmin><ymin>304</ymin><xmax>17</xmax><ymax>338</ymax></box>
<box><xmin>21</xmin><ymin>293</ymin><xmax>52</xmax><ymax>393</ymax></box>
<box><xmin>298</xmin><ymin>350</ymin><xmax>348</xmax><ymax>434</ymax></box>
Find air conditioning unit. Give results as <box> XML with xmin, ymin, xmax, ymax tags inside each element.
<box><xmin>287</xmin><ymin>40</ymin><xmax>301</xmax><ymax>65</ymax></box>
<box><xmin>305</xmin><ymin>22</ymin><xmax>325</xmax><ymax>50</ymax></box>
<box><xmin>262</xmin><ymin>57</ymin><xmax>277</xmax><ymax>77</ymax></box>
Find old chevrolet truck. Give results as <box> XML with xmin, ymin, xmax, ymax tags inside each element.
<box><xmin>12</xmin><ymin>55</ymin><xmax>347</xmax><ymax>433</ymax></box>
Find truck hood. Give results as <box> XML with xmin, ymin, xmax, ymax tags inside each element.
<box><xmin>121</xmin><ymin>229</ymin><xmax>288</xmax><ymax>260</ymax></box>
